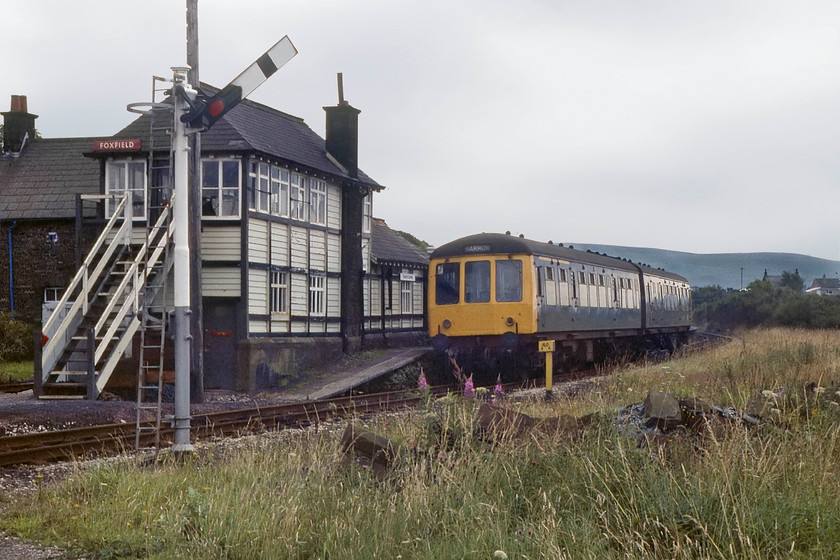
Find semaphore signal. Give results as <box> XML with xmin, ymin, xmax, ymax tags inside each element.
<box><xmin>180</xmin><ymin>36</ymin><xmax>297</xmax><ymax>130</ymax></box>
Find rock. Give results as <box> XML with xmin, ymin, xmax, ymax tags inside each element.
<box><xmin>643</xmin><ymin>391</ymin><xmax>681</xmax><ymax>429</ymax></box>
<box><xmin>339</xmin><ymin>421</ymin><xmax>398</xmax><ymax>480</ymax></box>
<box><xmin>475</xmin><ymin>403</ymin><xmax>590</xmax><ymax>442</ymax></box>
<box><xmin>475</xmin><ymin>403</ymin><xmax>537</xmax><ymax>441</ymax></box>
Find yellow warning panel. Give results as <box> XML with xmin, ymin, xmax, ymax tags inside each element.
<box><xmin>538</xmin><ymin>340</ymin><xmax>555</xmax><ymax>353</ymax></box>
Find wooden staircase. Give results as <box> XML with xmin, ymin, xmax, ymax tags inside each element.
<box><xmin>37</xmin><ymin>196</ymin><xmax>174</xmax><ymax>399</ymax></box>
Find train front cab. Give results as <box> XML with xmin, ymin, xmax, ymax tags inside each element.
<box><xmin>428</xmin><ymin>253</ymin><xmax>537</xmax><ymax>351</ymax></box>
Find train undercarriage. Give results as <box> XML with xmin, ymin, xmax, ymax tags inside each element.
<box><xmin>431</xmin><ymin>327</ymin><xmax>693</xmax><ymax>385</ymax></box>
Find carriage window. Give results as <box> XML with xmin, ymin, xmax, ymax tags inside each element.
<box><xmin>435</xmin><ymin>263</ymin><xmax>460</xmax><ymax>305</ymax></box>
<box><xmin>496</xmin><ymin>260</ymin><xmax>523</xmax><ymax>302</ymax></box>
<box><xmin>559</xmin><ymin>269</ymin><xmax>566</xmax><ymax>282</ymax></box>
<box><xmin>465</xmin><ymin>261</ymin><xmax>491</xmax><ymax>303</ymax></box>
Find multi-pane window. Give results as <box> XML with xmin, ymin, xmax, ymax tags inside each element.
<box><xmin>401</xmin><ymin>281</ymin><xmax>413</xmax><ymax>313</ymax></box>
<box><xmin>202</xmin><ymin>159</ymin><xmax>240</xmax><ymax>217</ymax></box>
<box><xmin>290</xmin><ymin>173</ymin><xmax>307</xmax><ymax>220</ymax></box>
<box><xmin>309</xmin><ymin>178</ymin><xmax>327</xmax><ymax>225</ymax></box>
<box><xmin>256</xmin><ymin>163</ymin><xmax>270</xmax><ymax>212</ymax></box>
<box><xmin>309</xmin><ymin>275</ymin><xmax>325</xmax><ymax>316</ymax></box>
<box><xmin>248</xmin><ymin>162</ymin><xmax>330</xmax><ymax>225</ymax></box>
<box><xmin>363</xmin><ymin>194</ymin><xmax>372</xmax><ymax>233</ymax></box>
<box><xmin>44</xmin><ymin>287</ymin><xmax>63</xmax><ymax>303</ymax></box>
<box><xmin>106</xmin><ymin>160</ymin><xmax>146</xmax><ymax>218</ymax></box>
<box><xmin>269</xmin><ymin>271</ymin><xmax>288</xmax><ymax>314</ymax></box>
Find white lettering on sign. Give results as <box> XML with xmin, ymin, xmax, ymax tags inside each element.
<box><xmin>464</xmin><ymin>245</ymin><xmax>490</xmax><ymax>253</ymax></box>
<box><xmin>93</xmin><ymin>139</ymin><xmax>142</xmax><ymax>151</ymax></box>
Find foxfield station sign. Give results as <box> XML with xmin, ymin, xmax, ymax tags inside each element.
<box><xmin>93</xmin><ymin>139</ymin><xmax>142</xmax><ymax>151</ymax></box>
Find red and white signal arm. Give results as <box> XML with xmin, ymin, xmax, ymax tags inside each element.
<box><xmin>182</xmin><ymin>36</ymin><xmax>298</xmax><ymax>129</ymax></box>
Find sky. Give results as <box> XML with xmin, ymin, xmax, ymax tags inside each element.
<box><xmin>4</xmin><ymin>0</ymin><xmax>840</xmax><ymax>260</ymax></box>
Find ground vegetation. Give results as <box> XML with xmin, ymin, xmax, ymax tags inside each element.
<box><xmin>2</xmin><ymin>328</ymin><xmax>840</xmax><ymax>558</ymax></box>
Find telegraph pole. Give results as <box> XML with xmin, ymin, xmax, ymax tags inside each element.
<box><xmin>186</xmin><ymin>0</ymin><xmax>204</xmax><ymax>403</ymax></box>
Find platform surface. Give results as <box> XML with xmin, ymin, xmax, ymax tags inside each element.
<box><xmin>277</xmin><ymin>346</ymin><xmax>432</xmax><ymax>402</ymax></box>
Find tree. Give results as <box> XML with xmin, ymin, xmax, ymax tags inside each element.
<box><xmin>780</xmin><ymin>270</ymin><xmax>805</xmax><ymax>292</ymax></box>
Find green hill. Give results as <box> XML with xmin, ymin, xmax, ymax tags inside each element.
<box><xmin>571</xmin><ymin>244</ymin><xmax>840</xmax><ymax>290</ymax></box>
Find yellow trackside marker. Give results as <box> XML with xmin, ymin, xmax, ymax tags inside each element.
<box><xmin>539</xmin><ymin>340</ymin><xmax>555</xmax><ymax>395</ymax></box>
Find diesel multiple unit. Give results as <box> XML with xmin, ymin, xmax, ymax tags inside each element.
<box><xmin>427</xmin><ymin>233</ymin><xmax>691</xmax><ymax>370</ymax></box>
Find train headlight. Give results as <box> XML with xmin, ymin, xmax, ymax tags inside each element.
<box><xmin>442</xmin><ymin>319</ymin><xmax>452</xmax><ymax>329</ymax></box>
<box><xmin>505</xmin><ymin>317</ymin><xmax>515</xmax><ymax>326</ymax></box>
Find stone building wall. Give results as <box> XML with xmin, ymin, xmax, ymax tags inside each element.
<box><xmin>0</xmin><ymin>220</ymin><xmax>100</xmax><ymax>325</ymax></box>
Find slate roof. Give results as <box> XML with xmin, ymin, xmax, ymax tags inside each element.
<box><xmin>807</xmin><ymin>276</ymin><xmax>840</xmax><ymax>291</ymax></box>
<box><xmin>371</xmin><ymin>218</ymin><xmax>429</xmax><ymax>268</ymax></box>
<box><xmin>0</xmin><ymin>138</ymin><xmax>103</xmax><ymax>220</ymax></box>
<box><xmin>111</xmin><ymin>84</ymin><xmax>381</xmax><ymax>189</ymax></box>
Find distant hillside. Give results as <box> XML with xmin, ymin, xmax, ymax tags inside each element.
<box><xmin>571</xmin><ymin>244</ymin><xmax>840</xmax><ymax>290</ymax></box>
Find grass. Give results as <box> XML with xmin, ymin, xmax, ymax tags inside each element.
<box><xmin>0</xmin><ymin>360</ymin><xmax>33</xmax><ymax>383</ymax></box>
<box><xmin>3</xmin><ymin>328</ymin><xmax>840</xmax><ymax>559</ymax></box>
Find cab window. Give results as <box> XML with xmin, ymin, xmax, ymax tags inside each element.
<box><xmin>496</xmin><ymin>260</ymin><xmax>523</xmax><ymax>302</ymax></box>
<box><xmin>465</xmin><ymin>261</ymin><xmax>491</xmax><ymax>303</ymax></box>
<box><xmin>435</xmin><ymin>263</ymin><xmax>460</xmax><ymax>305</ymax></box>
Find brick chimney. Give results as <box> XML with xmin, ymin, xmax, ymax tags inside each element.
<box><xmin>327</xmin><ymin>74</ymin><xmax>366</xmax><ymax>352</ymax></box>
<box><xmin>2</xmin><ymin>95</ymin><xmax>38</xmax><ymax>154</ymax></box>
<box><xmin>323</xmin><ymin>74</ymin><xmax>360</xmax><ymax>178</ymax></box>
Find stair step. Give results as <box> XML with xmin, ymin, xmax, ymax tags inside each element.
<box><xmin>43</xmin><ymin>381</ymin><xmax>89</xmax><ymax>388</ymax></box>
<box><xmin>39</xmin><ymin>394</ymin><xmax>86</xmax><ymax>401</ymax></box>
<box><xmin>48</xmin><ymin>371</ymin><xmax>92</xmax><ymax>379</ymax></box>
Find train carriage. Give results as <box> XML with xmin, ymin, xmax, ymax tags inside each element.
<box><xmin>427</xmin><ymin>233</ymin><xmax>691</xmax><ymax>373</ymax></box>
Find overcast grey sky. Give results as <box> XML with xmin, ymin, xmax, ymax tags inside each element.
<box><xmin>4</xmin><ymin>0</ymin><xmax>840</xmax><ymax>260</ymax></box>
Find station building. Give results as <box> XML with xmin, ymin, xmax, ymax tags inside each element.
<box><xmin>0</xmin><ymin>88</ymin><xmax>427</xmax><ymax>396</ymax></box>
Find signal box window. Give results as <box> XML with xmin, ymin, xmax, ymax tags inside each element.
<box><xmin>309</xmin><ymin>275</ymin><xmax>325</xmax><ymax>316</ymax></box>
<box><xmin>290</xmin><ymin>173</ymin><xmax>307</xmax><ymax>220</ymax></box>
<box><xmin>269</xmin><ymin>271</ymin><xmax>288</xmax><ymax>315</ymax></box>
<box><xmin>496</xmin><ymin>260</ymin><xmax>523</xmax><ymax>302</ymax></box>
<box><xmin>309</xmin><ymin>178</ymin><xmax>327</xmax><ymax>225</ymax></box>
<box><xmin>106</xmin><ymin>160</ymin><xmax>146</xmax><ymax>219</ymax></box>
<box><xmin>435</xmin><ymin>263</ymin><xmax>460</xmax><ymax>305</ymax></box>
<box><xmin>465</xmin><ymin>261</ymin><xmax>491</xmax><ymax>303</ymax></box>
<box><xmin>202</xmin><ymin>159</ymin><xmax>240</xmax><ymax>217</ymax></box>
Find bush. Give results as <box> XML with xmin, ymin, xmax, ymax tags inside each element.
<box><xmin>695</xmin><ymin>280</ymin><xmax>840</xmax><ymax>332</ymax></box>
<box><xmin>0</xmin><ymin>312</ymin><xmax>33</xmax><ymax>362</ymax></box>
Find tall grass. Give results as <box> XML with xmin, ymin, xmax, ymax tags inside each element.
<box><xmin>0</xmin><ymin>360</ymin><xmax>33</xmax><ymax>383</ymax></box>
<box><xmin>3</xmin><ymin>328</ymin><xmax>840</xmax><ymax>559</ymax></box>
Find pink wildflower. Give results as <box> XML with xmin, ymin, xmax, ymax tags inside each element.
<box><xmin>418</xmin><ymin>368</ymin><xmax>429</xmax><ymax>393</ymax></box>
<box><xmin>493</xmin><ymin>374</ymin><xmax>503</xmax><ymax>401</ymax></box>
<box><xmin>464</xmin><ymin>373</ymin><xmax>475</xmax><ymax>398</ymax></box>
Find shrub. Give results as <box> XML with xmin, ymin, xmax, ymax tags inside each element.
<box><xmin>0</xmin><ymin>312</ymin><xmax>33</xmax><ymax>362</ymax></box>
<box><xmin>695</xmin><ymin>281</ymin><xmax>840</xmax><ymax>332</ymax></box>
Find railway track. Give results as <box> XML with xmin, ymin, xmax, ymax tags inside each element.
<box><xmin>0</xmin><ymin>381</ymin><xmax>34</xmax><ymax>394</ymax></box>
<box><xmin>0</xmin><ymin>332</ymin><xmax>730</xmax><ymax>468</ymax></box>
<box><xmin>0</xmin><ymin>388</ymin><xmax>450</xmax><ymax>468</ymax></box>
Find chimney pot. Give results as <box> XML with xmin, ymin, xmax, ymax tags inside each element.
<box><xmin>10</xmin><ymin>95</ymin><xmax>28</xmax><ymax>113</ymax></box>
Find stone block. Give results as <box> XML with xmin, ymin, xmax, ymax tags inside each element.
<box><xmin>339</xmin><ymin>421</ymin><xmax>398</xmax><ymax>480</ymax></box>
<box><xmin>643</xmin><ymin>391</ymin><xmax>682</xmax><ymax>429</ymax></box>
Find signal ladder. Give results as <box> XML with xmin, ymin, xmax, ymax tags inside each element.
<box><xmin>134</xmin><ymin>75</ymin><xmax>176</xmax><ymax>454</ymax></box>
